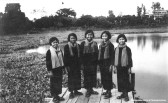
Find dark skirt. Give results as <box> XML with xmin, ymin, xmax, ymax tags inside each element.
<box><xmin>100</xmin><ymin>65</ymin><xmax>113</xmax><ymax>90</ymax></box>
<box><xmin>83</xmin><ymin>65</ymin><xmax>97</xmax><ymax>89</ymax></box>
<box><xmin>68</xmin><ymin>65</ymin><xmax>81</xmax><ymax>92</ymax></box>
<box><xmin>50</xmin><ymin>67</ymin><xmax>63</xmax><ymax>96</ymax></box>
<box><xmin>117</xmin><ymin>66</ymin><xmax>130</xmax><ymax>92</ymax></box>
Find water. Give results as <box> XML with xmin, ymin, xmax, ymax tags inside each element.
<box><xmin>26</xmin><ymin>33</ymin><xmax>168</xmax><ymax>102</ymax></box>
<box><xmin>126</xmin><ymin>33</ymin><xmax>168</xmax><ymax>102</ymax></box>
<box><xmin>26</xmin><ymin>46</ymin><xmax>49</xmax><ymax>54</ymax></box>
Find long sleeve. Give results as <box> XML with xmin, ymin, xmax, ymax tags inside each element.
<box><xmin>78</xmin><ymin>44</ymin><xmax>83</xmax><ymax>65</ymax></box>
<box><xmin>80</xmin><ymin>42</ymin><xmax>85</xmax><ymax>65</ymax></box>
<box><xmin>109</xmin><ymin>43</ymin><xmax>115</xmax><ymax>65</ymax></box>
<box><xmin>46</xmin><ymin>50</ymin><xmax>52</xmax><ymax>71</ymax></box>
<box><xmin>63</xmin><ymin>44</ymin><xmax>70</xmax><ymax>67</ymax></box>
<box><xmin>93</xmin><ymin>43</ymin><xmax>99</xmax><ymax>65</ymax></box>
<box><xmin>127</xmin><ymin>47</ymin><xmax>133</xmax><ymax>68</ymax></box>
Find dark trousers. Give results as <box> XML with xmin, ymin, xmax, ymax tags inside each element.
<box><xmin>68</xmin><ymin>65</ymin><xmax>81</xmax><ymax>92</ymax></box>
<box><xmin>83</xmin><ymin>65</ymin><xmax>97</xmax><ymax>89</ymax></box>
<box><xmin>100</xmin><ymin>65</ymin><xmax>113</xmax><ymax>90</ymax></box>
<box><xmin>117</xmin><ymin>67</ymin><xmax>130</xmax><ymax>92</ymax></box>
<box><xmin>50</xmin><ymin>68</ymin><xmax>63</xmax><ymax>96</ymax></box>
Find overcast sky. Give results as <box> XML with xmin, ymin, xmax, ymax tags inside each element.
<box><xmin>0</xmin><ymin>0</ymin><xmax>168</xmax><ymax>20</ymax></box>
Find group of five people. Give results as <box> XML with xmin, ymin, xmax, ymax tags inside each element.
<box><xmin>46</xmin><ymin>30</ymin><xmax>133</xmax><ymax>102</ymax></box>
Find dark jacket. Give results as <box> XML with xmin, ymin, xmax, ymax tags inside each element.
<box><xmin>80</xmin><ymin>41</ymin><xmax>98</xmax><ymax>65</ymax></box>
<box><xmin>98</xmin><ymin>42</ymin><xmax>115</xmax><ymax>66</ymax></box>
<box><xmin>46</xmin><ymin>50</ymin><xmax>52</xmax><ymax>71</ymax></box>
<box><xmin>63</xmin><ymin>44</ymin><xmax>81</xmax><ymax>67</ymax></box>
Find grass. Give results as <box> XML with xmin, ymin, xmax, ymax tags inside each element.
<box><xmin>0</xmin><ymin>30</ymin><xmax>90</xmax><ymax>102</ymax></box>
<box><xmin>0</xmin><ymin>27</ymin><xmax>167</xmax><ymax>102</ymax></box>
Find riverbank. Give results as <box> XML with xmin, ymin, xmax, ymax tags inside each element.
<box><xmin>0</xmin><ymin>27</ymin><xmax>167</xmax><ymax>102</ymax></box>
<box><xmin>106</xmin><ymin>26</ymin><xmax>168</xmax><ymax>34</ymax></box>
<box><xmin>38</xmin><ymin>26</ymin><xmax>168</xmax><ymax>35</ymax></box>
<box><xmin>29</xmin><ymin>26</ymin><xmax>168</xmax><ymax>43</ymax></box>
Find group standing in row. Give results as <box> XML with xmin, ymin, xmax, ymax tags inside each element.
<box><xmin>46</xmin><ymin>30</ymin><xmax>133</xmax><ymax>102</ymax></box>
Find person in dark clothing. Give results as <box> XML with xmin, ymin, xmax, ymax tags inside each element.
<box><xmin>64</xmin><ymin>33</ymin><xmax>83</xmax><ymax>99</ymax></box>
<box><xmin>46</xmin><ymin>37</ymin><xmax>65</xmax><ymax>102</ymax></box>
<box><xmin>80</xmin><ymin>30</ymin><xmax>99</xmax><ymax>97</ymax></box>
<box><xmin>114</xmin><ymin>34</ymin><xmax>133</xmax><ymax>102</ymax></box>
<box><xmin>98</xmin><ymin>31</ymin><xmax>115</xmax><ymax>99</ymax></box>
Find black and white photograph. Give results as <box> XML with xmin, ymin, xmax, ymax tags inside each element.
<box><xmin>0</xmin><ymin>0</ymin><xmax>168</xmax><ymax>103</ymax></box>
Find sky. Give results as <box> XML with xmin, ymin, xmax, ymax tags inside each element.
<box><xmin>0</xmin><ymin>0</ymin><xmax>168</xmax><ymax>20</ymax></box>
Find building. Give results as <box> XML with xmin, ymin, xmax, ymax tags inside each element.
<box><xmin>153</xmin><ymin>9</ymin><xmax>168</xmax><ymax>19</ymax></box>
<box><xmin>5</xmin><ymin>3</ymin><xmax>21</xmax><ymax>13</ymax></box>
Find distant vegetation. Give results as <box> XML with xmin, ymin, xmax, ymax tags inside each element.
<box><xmin>0</xmin><ymin>2</ymin><xmax>168</xmax><ymax>35</ymax></box>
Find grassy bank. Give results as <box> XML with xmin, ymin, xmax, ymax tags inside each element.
<box><xmin>106</xmin><ymin>26</ymin><xmax>168</xmax><ymax>34</ymax></box>
<box><xmin>0</xmin><ymin>27</ymin><xmax>167</xmax><ymax>102</ymax></box>
<box><xmin>36</xmin><ymin>26</ymin><xmax>168</xmax><ymax>35</ymax></box>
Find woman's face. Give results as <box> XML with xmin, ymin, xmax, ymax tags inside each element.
<box><xmin>118</xmin><ymin>37</ymin><xmax>125</xmax><ymax>45</ymax></box>
<box><xmin>86</xmin><ymin>33</ymin><xmax>93</xmax><ymax>42</ymax></box>
<box><xmin>51</xmin><ymin>40</ymin><xmax>59</xmax><ymax>49</ymax></box>
<box><xmin>102</xmin><ymin>33</ymin><xmax>109</xmax><ymax>42</ymax></box>
<box><xmin>70</xmin><ymin>36</ymin><xmax>76</xmax><ymax>44</ymax></box>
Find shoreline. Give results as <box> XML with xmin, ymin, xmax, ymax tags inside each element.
<box><xmin>0</xmin><ymin>26</ymin><xmax>167</xmax><ymax>54</ymax></box>
<box><xmin>1</xmin><ymin>26</ymin><xmax>168</xmax><ymax>36</ymax></box>
<box><xmin>38</xmin><ymin>26</ymin><xmax>168</xmax><ymax>35</ymax></box>
<box><xmin>107</xmin><ymin>26</ymin><xmax>168</xmax><ymax>34</ymax></box>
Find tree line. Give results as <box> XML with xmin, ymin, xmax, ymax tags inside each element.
<box><xmin>0</xmin><ymin>2</ymin><xmax>168</xmax><ymax>35</ymax></box>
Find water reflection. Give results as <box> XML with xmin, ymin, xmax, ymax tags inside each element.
<box><xmin>137</xmin><ymin>36</ymin><xmax>146</xmax><ymax>49</ymax></box>
<box><xmin>127</xmin><ymin>33</ymin><xmax>168</xmax><ymax>102</ymax></box>
<box><xmin>150</xmin><ymin>35</ymin><xmax>165</xmax><ymax>51</ymax></box>
<box><xmin>130</xmin><ymin>33</ymin><xmax>168</xmax><ymax>51</ymax></box>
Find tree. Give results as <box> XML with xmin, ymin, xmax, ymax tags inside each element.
<box><xmin>55</xmin><ymin>8</ymin><xmax>77</xmax><ymax>27</ymax></box>
<box><xmin>0</xmin><ymin>12</ymin><xmax>3</xmax><ymax>34</ymax></box>
<box><xmin>75</xmin><ymin>15</ymin><xmax>96</xmax><ymax>27</ymax></box>
<box><xmin>162</xmin><ymin>14</ymin><xmax>168</xmax><ymax>24</ymax></box>
<box><xmin>151</xmin><ymin>2</ymin><xmax>161</xmax><ymax>10</ymax></box>
<box><xmin>142</xmin><ymin>5</ymin><xmax>146</xmax><ymax>16</ymax></box>
<box><xmin>108</xmin><ymin>10</ymin><xmax>115</xmax><ymax>18</ymax></box>
<box><xmin>34</xmin><ymin>16</ymin><xmax>53</xmax><ymax>28</ymax></box>
<box><xmin>56</xmin><ymin>8</ymin><xmax>76</xmax><ymax>18</ymax></box>
<box><xmin>95</xmin><ymin>16</ymin><xmax>111</xmax><ymax>28</ymax></box>
<box><xmin>137</xmin><ymin>6</ymin><xmax>142</xmax><ymax>17</ymax></box>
